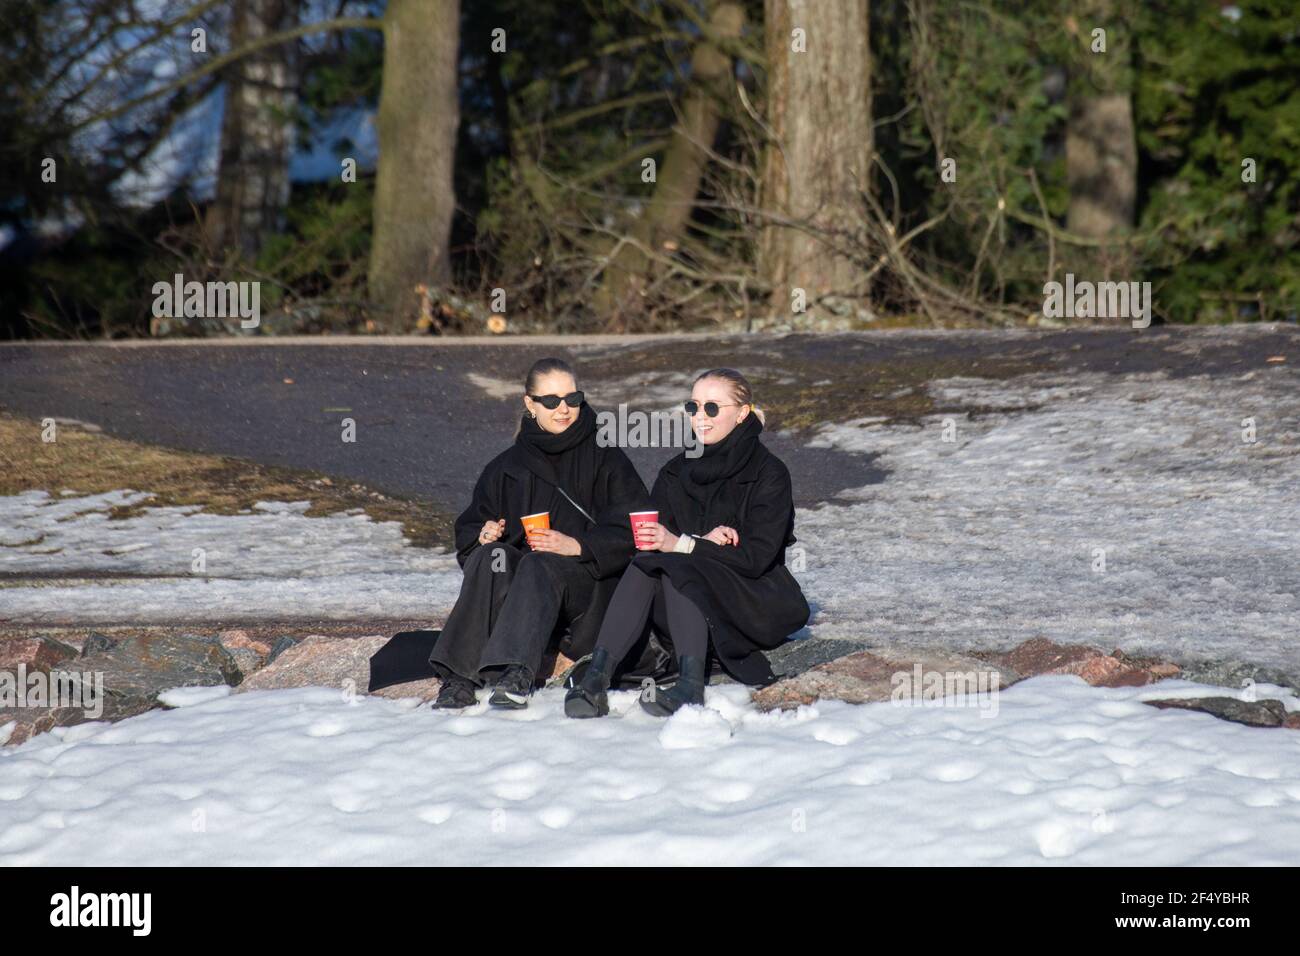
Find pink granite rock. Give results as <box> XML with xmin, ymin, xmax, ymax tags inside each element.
<box><xmin>753</xmin><ymin>648</ymin><xmax>1019</xmax><ymax>712</ymax></box>
<box><xmin>2</xmin><ymin>693</ymin><xmax>157</xmax><ymax>747</ymax></box>
<box><xmin>237</xmin><ymin>635</ymin><xmax>386</xmax><ymax>693</ymax></box>
<box><xmin>983</xmin><ymin>637</ymin><xmax>1181</xmax><ymax>687</ymax></box>
<box><xmin>2</xmin><ymin>706</ymin><xmax>87</xmax><ymax>747</ymax></box>
<box><xmin>0</xmin><ymin>636</ymin><xmax>78</xmax><ymax>673</ymax></box>
<box><xmin>993</xmin><ymin>636</ymin><xmax>1105</xmax><ymax>676</ymax></box>
<box><xmin>217</xmin><ymin>630</ymin><xmax>273</xmax><ymax>681</ymax></box>
<box><xmin>218</xmin><ymin>629</ymin><xmax>273</xmax><ymax>658</ymax></box>
<box><xmin>1073</xmin><ymin>655</ymin><xmax>1150</xmax><ymax>687</ymax></box>
<box><xmin>371</xmin><ymin>677</ymin><xmax>443</xmax><ymax>702</ymax></box>
<box><xmin>236</xmin><ymin>635</ymin><xmax>442</xmax><ymax>702</ymax></box>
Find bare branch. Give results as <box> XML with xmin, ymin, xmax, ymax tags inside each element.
<box><xmin>66</xmin><ymin>15</ymin><xmax>382</xmax><ymax>134</ymax></box>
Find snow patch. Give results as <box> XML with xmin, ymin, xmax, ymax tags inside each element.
<box><xmin>158</xmin><ymin>686</ymin><xmax>233</xmax><ymax>708</ymax></box>
<box><xmin>795</xmin><ymin>369</ymin><xmax>1300</xmax><ymax>674</ymax></box>
<box><xmin>0</xmin><ymin>491</ymin><xmax>460</xmax><ymax>624</ymax></box>
<box><xmin>2</xmin><ymin>677</ymin><xmax>1298</xmax><ymax>865</ymax></box>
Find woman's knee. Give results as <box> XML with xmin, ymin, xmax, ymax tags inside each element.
<box><xmin>613</xmin><ymin>562</ymin><xmax>661</xmax><ymax>605</ymax></box>
<box><xmin>516</xmin><ymin>549</ymin><xmax>564</xmax><ymax>581</ymax></box>
<box><xmin>468</xmin><ymin>541</ymin><xmax>518</xmax><ymax>569</ymax></box>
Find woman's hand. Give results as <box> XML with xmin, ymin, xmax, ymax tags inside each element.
<box><xmin>478</xmin><ymin>518</ymin><xmax>506</xmax><ymax>545</ymax></box>
<box><xmin>704</xmin><ymin>525</ymin><xmax>739</xmax><ymax>546</ymax></box>
<box><xmin>634</xmin><ymin>521</ymin><xmax>679</xmax><ymax>553</ymax></box>
<box><xmin>529</xmin><ymin>529</ymin><xmax>583</xmax><ymax>556</ymax></box>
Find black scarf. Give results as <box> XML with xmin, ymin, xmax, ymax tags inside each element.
<box><xmin>679</xmin><ymin>412</ymin><xmax>763</xmax><ymax>524</ymax></box>
<box><xmin>515</xmin><ymin>401</ymin><xmax>600</xmax><ymax>518</ymax></box>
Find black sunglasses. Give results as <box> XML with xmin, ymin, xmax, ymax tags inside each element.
<box><xmin>684</xmin><ymin>400</ymin><xmax>745</xmax><ymax>417</ymax></box>
<box><xmin>529</xmin><ymin>391</ymin><xmax>584</xmax><ymax>410</ymax></box>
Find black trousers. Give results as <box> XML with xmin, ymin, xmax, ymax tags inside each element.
<box><xmin>430</xmin><ymin>543</ymin><xmax>596</xmax><ymax>685</ymax></box>
<box><xmin>593</xmin><ymin>561</ymin><xmax>709</xmax><ymax>668</ymax></box>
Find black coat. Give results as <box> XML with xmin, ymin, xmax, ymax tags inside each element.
<box><xmin>454</xmin><ymin>432</ymin><xmax>648</xmax><ymax>659</ymax></box>
<box><xmin>631</xmin><ymin>440</ymin><xmax>810</xmax><ymax>685</ymax></box>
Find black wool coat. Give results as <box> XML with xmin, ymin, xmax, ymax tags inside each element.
<box><xmin>630</xmin><ymin>441</ymin><xmax>810</xmax><ymax>685</ymax></box>
<box><xmin>454</xmin><ymin>436</ymin><xmax>648</xmax><ymax>659</ymax></box>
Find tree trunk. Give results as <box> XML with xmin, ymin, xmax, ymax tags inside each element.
<box><xmin>759</xmin><ymin>0</ymin><xmax>872</xmax><ymax>324</ymax></box>
<box><xmin>594</xmin><ymin>0</ymin><xmax>746</xmax><ymax>323</ymax></box>
<box><xmin>206</xmin><ymin>0</ymin><xmax>299</xmax><ymax>260</ymax></box>
<box><xmin>1065</xmin><ymin>1</ymin><xmax>1136</xmax><ymax>291</ymax></box>
<box><xmin>367</xmin><ymin>0</ymin><xmax>460</xmax><ymax>329</ymax></box>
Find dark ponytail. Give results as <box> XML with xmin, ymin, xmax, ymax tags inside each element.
<box><xmin>524</xmin><ymin>357</ymin><xmax>576</xmax><ymax>395</ymax></box>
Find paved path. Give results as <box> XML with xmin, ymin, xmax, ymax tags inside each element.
<box><xmin>1</xmin><ymin>326</ymin><xmax>1294</xmax><ymax>514</ymax></box>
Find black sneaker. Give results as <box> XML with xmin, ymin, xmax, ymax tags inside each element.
<box><xmin>489</xmin><ymin>664</ymin><xmax>535</xmax><ymax>709</ymax></box>
<box><xmin>430</xmin><ymin>674</ymin><xmax>478</xmax><ymax>709</ymax></box>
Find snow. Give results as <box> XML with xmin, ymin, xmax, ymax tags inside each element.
<box><xmin>157</xmin><ymin>685</ymin><xmax>233</xmax><ymax>708</ymax></box>
<box><xmin>2</xmin><ymin>361</ymin><xmax>1298</xmax><ymax>862</ymax></box>
<box><xmin>0</xmin><ymin>490</ymin><xmax>460</xmax><ymax>624</ymax></box>
<box><xmin>2</xmin><ymin>676</ymin><xmax>1298</xmax><ymax>865</ymax></box>
<box><xmin>793</xmin><ymin>367</ymin><xmax>1300</xmax><ymax>674</ymax></box>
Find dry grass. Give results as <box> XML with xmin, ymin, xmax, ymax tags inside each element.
<box><xmin>0</xmin><ymin>412</ymin><xmax>453</xmax><ymax>549</ymax></box>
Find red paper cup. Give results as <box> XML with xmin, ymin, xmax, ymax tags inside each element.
<box><xmin>629</xmin><ymin>510</ymin><xmax>658</xmax><ymax>550</ymax></box>
<box><xmin>521</xmin><ymin>511</ymin><xmax>550</xmax><ymax>549</ymax></box>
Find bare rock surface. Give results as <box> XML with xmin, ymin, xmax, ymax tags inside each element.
<box><xmin>754</xmin><ymin>647</ymin><xmax>1018</xmax><ymax>712</ymax></box>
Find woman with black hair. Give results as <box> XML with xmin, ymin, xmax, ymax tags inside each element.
<box><xmin>565</xmin><ymin>368</ymin><xmax>810</xmax><ymax>719</ymax></box>
<box><xmin>429</xmin><ymin>358</ymin><xmax>647</xmax><ymax>710</ymax></box>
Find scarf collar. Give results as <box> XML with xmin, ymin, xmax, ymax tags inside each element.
<box><xmin>513</xmin><ymin>401</ymin><xmax>599</xmax><ymax>503</ymax></box>
<box><xmin>516</xmin><ymin>400</ymin><xmax>597</xmax><ymax>457</ymax></box>
<box><xmin>681</xmin><ymin>412</ymin><xmax>763</xmax><ymax>505</ymax></box>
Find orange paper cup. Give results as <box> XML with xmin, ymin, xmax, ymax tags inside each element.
<box><xmin>521</xmin><ymin>511</ymin><xmax>550</xmax><ymax>549</ymax></box>
<box><xmin>629</xmin><ymin>510</ymin><xmax>658</xmax><ymax>550</ymax></box>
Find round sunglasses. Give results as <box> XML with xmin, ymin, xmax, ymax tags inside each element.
<box><xmin>529</xmin><ymin>390</ymin><xmax>584</xmax><ymax>410</ymax></box>
<box><xmin>684</xmin><ymin>400</ymin><xmax>745</xmax><ymax>417</ymax></box>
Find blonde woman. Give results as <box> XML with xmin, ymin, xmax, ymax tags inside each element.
<box><xmin>566</xmin><ymin>368</ymin><xmax>809</xmax><ymax>718</ymax></box>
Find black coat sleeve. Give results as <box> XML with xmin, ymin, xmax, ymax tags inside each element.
<box><xmin>648</xmin><ymin>469</ymin><xmax>679</xmax><ymax>534</ymax></box>
<box><xmin>454</xmin><ymin>463</ymin><xmax>505</xmax><ymax>568</ymax></box>
<box><xmin>576</xmin><ymin>450</ymin><xmax>650</xmax><ymax>579</ymax></box>
<box><xmin>689</xmin><ymin>462</ymin><xmax>794</xmax><ymax>578</ymax></box>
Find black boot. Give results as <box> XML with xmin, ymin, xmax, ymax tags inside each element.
<box><xmin>430</xmin><ymin>673</ymin><xmax>478</xmax><ymax>710</ymax></box>
<box><xmin>640</xmin><ymin>655</ymin><xmax>706</xmax><ymax>717</ymax></box>
<box><xmin>564</xmin><ymin>648</ymin><xmax>613</xmax><ymax>718</ymax></box>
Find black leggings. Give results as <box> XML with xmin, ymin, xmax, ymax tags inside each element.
<box><xmin>594</xmin><ymin>562</ymin><xmax>708</xmax><ymax>667</ymax></box>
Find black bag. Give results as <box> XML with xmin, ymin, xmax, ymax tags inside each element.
<box><xmin>368</xmin><ymin>630</ymin><xmax>442</xmax><ymax>692</ymax></box>
<box><xmin>615</xmin><ymin>628</ymin><xmax>678</xmax><ymax>687</ymax></box>
<box><xmin>560</xmin><ymin>630</ymin><xmax>681</xmax><ymax>691</ymax></box>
